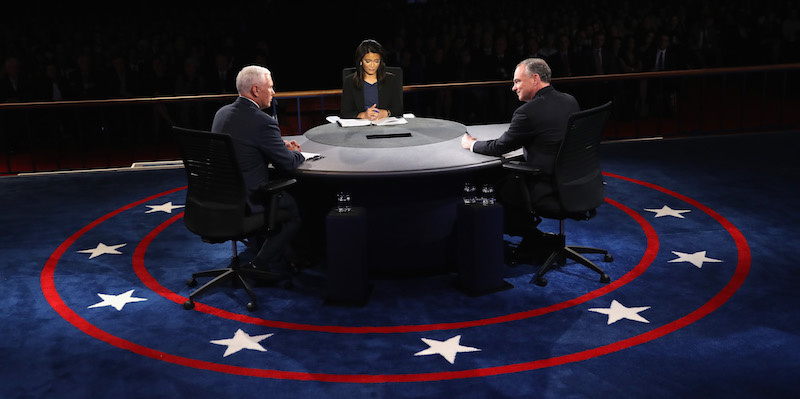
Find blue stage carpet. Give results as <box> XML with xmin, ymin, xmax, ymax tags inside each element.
<box><xmin>1</xmin><ymin>131</ymin><xmax>798</xmax><ymax>398</ymax></box>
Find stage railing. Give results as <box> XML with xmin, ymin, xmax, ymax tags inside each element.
<box><xmin>2</xmin><ymin>63</ymin><xmax>799</xmax><ymax>174</ymax></box>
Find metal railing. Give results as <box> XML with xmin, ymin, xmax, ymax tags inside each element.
<box><xmin>2</xmin><ymin>63</ymin><xmax>799</xmax><ymax>174</ymax></box>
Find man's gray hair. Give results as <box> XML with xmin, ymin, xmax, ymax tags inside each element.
<box><xmin>236</xmin><ymin>65</ymin><xmax>271</xmax><ymax>95</ymax></box>
<box><xmin>517</xmin><ymin>58</ymin><xmax>552</xmax><ymax>83</ymax></box>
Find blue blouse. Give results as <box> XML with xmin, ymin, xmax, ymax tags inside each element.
<box><xmin>363</xmin><ymin>81</ymin><xmax>379</xmax><ymax>111</ymax></box>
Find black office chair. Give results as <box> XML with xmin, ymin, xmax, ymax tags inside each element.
<box><xmin>503</xmin><ymin>101</ymin><xmax>614</xmax><ymax>287</ymax></box>
<box><xmin>342</xmin><ymin>67</ymin><xmax>404</xmax><ymax>109</ymax></box>
<box><xmin>174</xmin><ymin>126</ymin><xmax>296</xmax><ymax>311</ymax></box>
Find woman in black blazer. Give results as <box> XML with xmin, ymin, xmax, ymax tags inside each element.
<box><xmin>340</xmin><ymin>39</ymin><xmax>403</xmax><ymax>120</ymax></box>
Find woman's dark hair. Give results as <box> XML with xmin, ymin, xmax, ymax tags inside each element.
<box><xmin>353</xmin><ymin>39</ymin><xmax>387</xmax><ymax>87</ymax></box>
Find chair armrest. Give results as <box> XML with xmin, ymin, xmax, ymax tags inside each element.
<box><xmin>502</xmin><ymin>161</ymin><xmax>540</xmax><ymax>214</ymax></box>
<box><xmin>258</xmin><ymin>178</ymin><xmax>297</xmax><ymax>193</ymax></box>
<box><xmin>502</xmin><ymin>160</ymin><xmax>543</xmax><ymax>175</ymax></box>
<box><xmin>261</xmin><ymin>178</ymin><xmax>297</xmax><ymax>229</ymax></box>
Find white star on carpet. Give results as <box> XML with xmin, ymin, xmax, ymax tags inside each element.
<box><xmin>588</xmin><ymin>299</ymin><xmax>651</xmax><ymax>324</ymax></box>
<box><xmin>145</xmin><ymin>201</ymin><xmax>184</xmax><ymax>214</ymax></box>
<box><xmin>77</xmin><ymin>242</ymin><xmax>127</xmax><ymax>259</ymax></box>
<box><xmin>414</xmin><ymin>335</ymin><xmax>481</xmax><ymax>364</ymax></box>
<box><xmin>644</xmin><ymin>205</ymin><xmax>691</xmax><ymax>218</ymax></box>
<box><xmin>669</xmin><ymin>250</ymin><xmax>723</xmax><ymax>268</ymax></box>
<box><xmin>210</xmin><ymin>329</ymin><xmax>274</xmax><ymax>357</ymax></box>
<box><xmin>88</xmin><ymin>289</ymin><xmax>147</xmax><ymax>311</ymax></box>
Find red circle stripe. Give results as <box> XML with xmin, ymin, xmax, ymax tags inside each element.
<box><xmin>41</xmin><ymin>173</ymin><xmax>750</xmax><ymax>383</ymax></box>
<box><xmin>132</xmin><ymin>197</ymin><xmax>657</xmax><ymax>333</ymax></box>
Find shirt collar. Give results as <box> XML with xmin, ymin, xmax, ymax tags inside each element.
<box><xmin>239</xmin><ymin>96</ymin><xmax>260</xmax><ymax>108</ymax></box>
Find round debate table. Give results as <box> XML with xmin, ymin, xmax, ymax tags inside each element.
<box><xmin>291</xmin><ymin>117</ymin><xmax>509</xmax><ymax>177</ymax></box>
<box><xmin>286</xmin><ymin>117</ymin><xmax>510</xmax><ymax>276</ymax></box>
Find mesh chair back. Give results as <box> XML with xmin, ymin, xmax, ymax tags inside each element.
<box><xmin>553</xmin><ymin>102</ymin><xmax>612</xmax><ymax>214</ymax></box>
<box><xmin>174</xmin><ymin>127</ymin><xmax>263</xmax><ymax>240</ymax></box>
<box><xmin>342</xmin><ymin>67</ymin><xmax>355</xmax><ymax>82</ymax></box>
<box><xmin>387</xmin><ymin>67</ymin><xmax>403</xmax><ymax>85</ymax></box>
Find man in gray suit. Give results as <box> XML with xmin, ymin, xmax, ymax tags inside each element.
<box><xmin>211</xmin><ymin>65</ymin><xmax>305</xmax><ymax>270</ymax></box>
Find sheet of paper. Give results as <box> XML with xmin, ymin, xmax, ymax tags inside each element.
<box><xmin>374</xmin><ymin>117</ymin><xmax>408</xmax><ymax>126</ymax></box>
<box><xmin>301</xmin><ymin>152</ymin><xmax>323</xmax><ymax>161</ymax></box>
<box><xmin>336</xmin><ymin>117</ymin><xmax>409</xmax><ymax>127</ymax></box>
<box><xmin>337</xmin><ymin>119</ymin><xmax>372</xmax><ymax>127</ymax></box>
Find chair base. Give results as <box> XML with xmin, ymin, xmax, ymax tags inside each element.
<box><xmin>509</xmin><ymin>229</ymin><xmax>613</xmax><ymax>286</ymax></box>
<box><xmin>183</xmin><ymin>259</ymin><xmax>285</xmax><ymax>312</ymax></box>
<box><xmin>531</xmin><ymin>239</ymin><xmax>613</xmax><ymax>287</ymax></box>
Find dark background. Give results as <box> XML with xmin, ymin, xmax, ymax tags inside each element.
<box><xmin>2</xmin><ymin>0</ymin><xmax>798</xmax><ymax>100</ymax></box>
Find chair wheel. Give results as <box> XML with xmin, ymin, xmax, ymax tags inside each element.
<box><xmin>183</xmin><ymin>300</ymin><xmax>195</xmax><ymax>310</ymax></box>
<box><xmin>534</xmin><ymin>276</ymin><xmax>548</xmax><ymax>287</ymax></box>
<box><xmin>246</xmin><ymin>302</ymin><xmax>258</xmax><ymax>312</ymax></box>
<box><xmin>604</xmin><ymin>254</ymin><xmax>613</xmax><ymax>262</ymax></box>
<box><xmin>186</xmin><ymin>278</ymin><xmax>197</xmax><ymax>287</ymax></box>
<box><xmin>507</xmin><ymin>248</ymin><xmax>525</xmax><ymax>266</ymax></box>
<box><xmin>600</xmin><ymin>273</ymin><xmax>611</xmax><ymax>284</ymax></box>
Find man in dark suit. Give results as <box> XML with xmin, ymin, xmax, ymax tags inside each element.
<box><xmin>211</xmin><ymin>65</ymin><xmax>305</xmax><ymax>270</ymax></box>
<box><xmin>0</xmin><ymin>57</ymin><xmax>34</xmax><ymax>102</ymax></box>
<box><xmin>461</xmin><ymin>58</ymin><xmax>580</xmax><ymax>247</ymax></box>
<box><xmin>582</xmin><ymin>32</ymin><xmax>614</xmax><ymax>75</ymax></box>
<box><xmin>548</xmin><ymin>34</ymin><xmax>578</xmax><ymax>78</ymax></box>
<box><xmin>208</xmin><ymin>52</ymin><xmax>236</xmax><ymax>94</ymax></box>
<box><xmin>644</xmin><ymin>33</ymin><xmax>682</xmax><ymax>72</ymax></box>
<box><xmin>643</xmin><ymin>33</ymin><xmax>683</xmax><ymax>116</ymax></box>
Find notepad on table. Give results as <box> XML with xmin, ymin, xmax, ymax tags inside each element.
<box><xmin>336</xmin><ymin>117</ymin><xmax>408</xmax><ymax>127</ymax></box>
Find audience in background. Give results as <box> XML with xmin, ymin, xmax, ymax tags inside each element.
<box><xmin>1</xmin><ymin>0</ymin><xmax>798</xmax><ymax>108</ymax></box>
